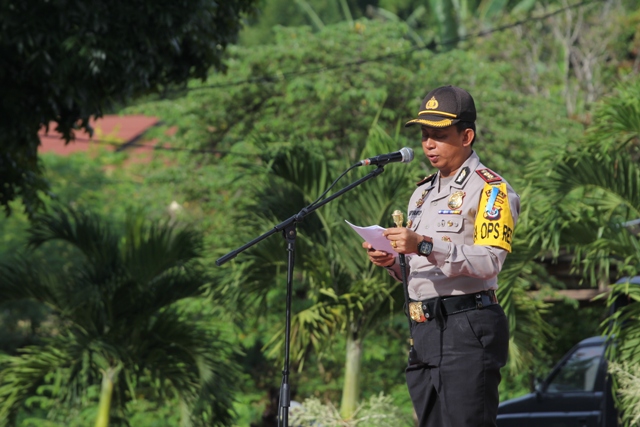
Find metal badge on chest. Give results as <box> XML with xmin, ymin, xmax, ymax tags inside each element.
<box><xmin>448</xmin><ymin>191</ymin><xmax>465</xmax><ymax>209</ymax></box>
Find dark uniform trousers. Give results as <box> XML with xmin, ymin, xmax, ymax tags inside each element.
<box><xmin>406</xmin><ymin>304</ymin><xmax>509</xmax><ymax>427</ymax></box>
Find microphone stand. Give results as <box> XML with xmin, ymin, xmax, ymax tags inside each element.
<box><xmin>216</xmin><ymin>165</ymin><xmax>387</xmax><ymax>427</ymax></box>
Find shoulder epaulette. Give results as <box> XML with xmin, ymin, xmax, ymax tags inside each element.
<box><xmin>416</xmin><ymin>173</ymin><xmax>436</xmax><ymax>187</ymax></box>
<box><xmin>476</xmin><ymin>168</ymin><xmax>502</xmax><ymax>183</ymax></box>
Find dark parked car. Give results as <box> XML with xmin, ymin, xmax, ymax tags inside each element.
<box><xmin>497</xmin><ymin>335</ymin><xmax>617</xmax><ymax>427</ymax></box>
<box><xmin>498</xmin><ymin>276</ymin><xmax>639</xmax><ymax>427</ymax></box>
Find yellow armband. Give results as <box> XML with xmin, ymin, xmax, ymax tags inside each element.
<box><xmin>473</xmin><ymin>182</ymin><xmax>514</xmax><ymax>252</ymax></box>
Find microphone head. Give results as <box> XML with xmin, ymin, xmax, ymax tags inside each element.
<box><xmin>400</xmin><ymin>147</ymin><xmax>414</xmax><ymax>163</ymax></box>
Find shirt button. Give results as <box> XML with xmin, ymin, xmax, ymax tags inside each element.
<box><xmin>425</xmin><ymin>225</ymin><xmax>429</xmax><ymax>229</ymax></box>
<box><xmin>431</xmin><ymin>201</ymin><xmax>437</xmax><ymax>206</ymax></box>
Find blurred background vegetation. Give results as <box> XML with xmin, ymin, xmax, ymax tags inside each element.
<box><xmin>1</xmin><ymin>0</ymin><xmax>640</xmax><ymax>425</ymax></box>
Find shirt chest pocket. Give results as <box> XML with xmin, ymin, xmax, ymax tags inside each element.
<box><xmin>434</xmin><ymin>215</ymin><xmax>463</xmax><ymax>233</ymax></box>
<box><xmin>433</xmin><ymin>215</ymin><xmax>472</xmax><ymax>244</ymax></box>
<box><xmin>433</xmin><ymin>215</ymin><xmax>473</xmax><ymax>245</ymax></box>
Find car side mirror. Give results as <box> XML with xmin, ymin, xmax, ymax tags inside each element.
<box><xmin>534</xmin><ymin>377</ymin><xmax>544</xmax><ymax>400</ymax></box>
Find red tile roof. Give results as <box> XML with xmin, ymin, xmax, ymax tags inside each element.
<box><xmin>38</xmin><ymin>115</ymin><xmax>160</xmax><ymax>156</ymax></box>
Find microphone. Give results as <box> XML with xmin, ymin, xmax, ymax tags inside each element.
<box><xmin>356</xmin><ymin>147</ymin><xmax>414</xmax><ymax>166</ymax></box>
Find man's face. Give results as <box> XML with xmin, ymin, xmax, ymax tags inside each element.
<box><xmin>421</xmin><ymin>125</ymin><xmax>474</xmax><ymax>177</ymax></box>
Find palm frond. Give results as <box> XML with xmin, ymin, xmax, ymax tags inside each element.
<box><xmin>0</xmin><ymin>258</ymin><xmax>57</xmax><ymax>303</ymax></box>
<box><xmin>544</xmin><ymin>150</ymin><xmax>640</xmax><ymax>216</ymax></box>
<box><xmin>522</xmin><ymin>142</ymin><xmax>640</xmax><ymax>282</ymax></box>
<box><xmin>28</xmin><ymin>207</ymin><xmax>120</xmax><ymax>269</ymax></box>
<box><xmin>263</xmin><ymin>299</ymin><xmax>346</xmax><ymax>370</ymax></box>
<box><xmin>122</xmin><ymin>214</ymin><xmax>203</xmax><ymax>285</ymax></box>
<box><xmin>0</xmin><ymin>341</ymin><xmax>74</xmax><ymax>425</ymax></box>
<box><xmin>136</xmin><ymin>308</ymin><xmax>239</xmax><ymax>426</ymax></box>
<box><xmin>587</xmin><ymin>81</ymin><xmax>640</xmax><ymax>151</ymax></box>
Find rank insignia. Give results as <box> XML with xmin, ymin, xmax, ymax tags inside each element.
<box><xmin>454</xmin><ymin>167</ymin><xmax>470</xmax><ymax>185</ymax></box>
<box><xmin>407</xmin><ymin>219</ymin><xmax>413</xmax><ymax>228</ymax></box>
<box><xmin>476</xmin><ymin>168</ymin><xmax>502</xmax><ymax>183</ymax></box>
<box><xmin>448</xmin><ymin>191</ymin><xmax>465</xmax><ymax>209</ymax></box>
<box><xmin>442</xmin><ymin>236</ymin><xmax>452</xmax><ymax>242</ymax></box>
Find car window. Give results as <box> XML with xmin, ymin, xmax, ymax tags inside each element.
<box><xmin>546</xmin><ymin>345</ymin><xmax>604</xmax><ymax>393</ymax></box>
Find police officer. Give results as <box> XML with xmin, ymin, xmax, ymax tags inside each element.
<box><xmin>362</xmin><ymin>85</ymin><xmax>520</xmax><ymax>427</ymax></box>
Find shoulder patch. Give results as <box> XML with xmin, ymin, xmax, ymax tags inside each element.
<box><xmin>476</xmin><ymin>168</ymin><xmax>502</xmax><ymax>183</ymax></box>
<box><xmin>416</xmin><ymin>173</ymin><xmax>436</xmax><ymax>187</ymax></box>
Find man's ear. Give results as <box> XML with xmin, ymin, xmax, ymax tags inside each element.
<box><xmin>462</xmin><ymin>128</ymin><xmax>475</xmax><ymax>147</ymax></box>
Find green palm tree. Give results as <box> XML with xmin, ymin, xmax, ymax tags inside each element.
<box><xmin>521</xmin><ymin>80</ymin><xmax>640</xmax><ymax>425</ymax></box>
<box><xmin>0</xmin><ymin>208</ymin><xmax>238</xmax><ymax>426</ymax></box>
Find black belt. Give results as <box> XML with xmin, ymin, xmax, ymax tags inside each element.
<box><xmin>408</xmin><ymin>290</ymin><xmax>498</xmax><ymax>322</ymax></box>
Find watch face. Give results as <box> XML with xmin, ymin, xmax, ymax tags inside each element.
<box><xmin>419</xmin><ymin>240</ymin><xmax>432</xmax><ymax>256</ymax></box>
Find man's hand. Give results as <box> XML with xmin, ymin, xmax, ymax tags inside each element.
<box><xmin>362</xmin><ymin>242</ymin><xmax>395</xmax><ymax>267</ymax></box>
<box><xmin>383</xmin><ymin>227</ymin><xmax>423</xmax><ymax>254</ymax></box>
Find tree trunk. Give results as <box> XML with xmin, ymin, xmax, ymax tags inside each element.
<box><xmin>340</xmin><ymin>333</ymin><xmax>362</xmax><ymax>420</ymax></box>
<box><xmin>94</xmin><ymin>365</ymin><xmax>121</xmax><ymax>427</ymax></box>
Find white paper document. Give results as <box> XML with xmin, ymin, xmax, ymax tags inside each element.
<box><xmin>345</xmin><ymin>220</ymin><xmax>398</xmax><ymax>256</ymax></box>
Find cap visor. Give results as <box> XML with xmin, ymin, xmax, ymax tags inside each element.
<box><xmin>404</xmin><ymin>117</ymin><xmax>460</xmax><ymax>128</ymax></box>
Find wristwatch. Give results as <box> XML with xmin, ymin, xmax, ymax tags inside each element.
<box><xmin>417</xmin><ymin>236</ymin><xmax>433</xmax><ymax>257</ymax></box>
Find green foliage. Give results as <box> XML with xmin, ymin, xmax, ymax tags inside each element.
<box><xmin>290</xmin><ymin>393</ymin><xmax>413</xmax><ymax>427</ymax></box>
<box><xmin>0</xmin><ymin>0</ymin><xmax>258</xmax><ymax>214</ymax></box>
<box><xmin>127</xmin><ymin>19</ymin><xmax>584</xmax><ymax>182</ymax></box>
<box><xmin>516</xmin><ymin>77</ymin><xmax>640</xmax><ymax>422</ymax></box>
<box><xmin>239</xmin><ymin>0</ymin><xmax>367</xmax><ymax>46</ymax></box>
<box><xmin>196</xmin><ymin>21</ymin><xmax>418</xmax><ymax>157</ymax></box>
<box><xmin>608</xmin><ymin>361</ymin><xmax>640</xmax><ymax>427</ymax></box>
<box><xmin>606</xmin><ymin>280</ymin><xmax>640</xmax><ymax>427</ymax></box>
<box><xmin>468</xmin><ymin>0</ymin><xmax>632</xmax><ymax>116</ymax></box>
<box><xmin>0</xmin><ymin>208</ymin><xmax>239</xmax><ymax>426</ymax></box>
<box><xmin>0</xmin><ymin>148</ymin><xmax>193</xmax><ymax>359</ymax></box>
<box><xmin>241</xmin><ymin>0</ymin><xmax>542</xmax><ymax>50</ymax></box>
<box><xmin>522</xmin><ymin>80</ymin><xmax>640</xmax><ymax>282</ymax></box>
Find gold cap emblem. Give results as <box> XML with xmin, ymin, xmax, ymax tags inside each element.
<box><xmin>425</xmin><ymin>96</ymin><xmax>439</xmax><ymax>110</ymax></box>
